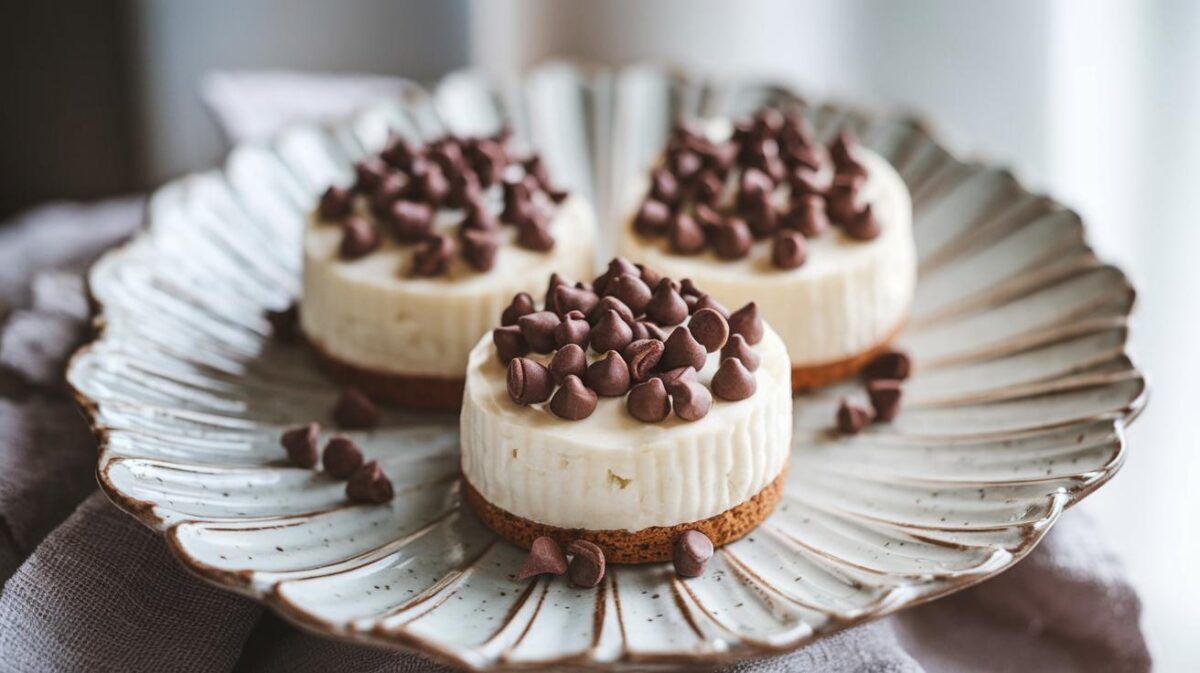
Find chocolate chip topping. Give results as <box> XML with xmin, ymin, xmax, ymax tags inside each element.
<box><xmin>771</xmin><ymin>230</ymin><xmax>808</xmax><ymax>270</ymax></box>
<box><xmin>728</xmin><ymin>302</ymin><xmax>764</xmax><ymax>345</ymax></box>
<box><xmin>679</xmin><ymin>278</ymin><xmax>703</xmax><ymax>298</ymax></box>
<box><xmin>354</xmin><ymin>156</ymin><xmax>389</xmax><ymax>193</ymax></box>
<box><xmin>622</xmin><ymin>339</ymin><xmax>665</xmax><ymax>382</ymax></box>
<box><xmin>645</xmin><ymin>279</ymin><xmax>689</xmax><ymax>326</ymax></box>
<box><xmin>318</xmin><ymin>185</ymin><xmax>353</xmax><ymax>220</ymax></box>
<box><xmin>657</xmin><ymin>365</ymin><xmax>699</xmax><ymax>392</ymax></box>
<box><xmin>492</xmin><ymin>325</ymin><xmax>529</xmax><ymax>364</ymax></box>
<box><xmin>460</xmin><ymin>229</ymin><xmax>498</xmax><ymax>272</ymax></box>
<box><xmin>507</xmin><ymin>357</ymin><xmax>554</xmax><ymax>404</ymax></box>
<box><xmin>714</xmin><ymin>217</ymin><xmax>753</xmax><ymax>259</ymax></box>
<box><xmin>784</xmin><ymin>194</ymin><xmax>829</xmax><ymax>238</ymax></box>
<box><xmin>554</xmin><ymin>310</ymin><xmax>591</xmax><ymax>348</ymax></box>
<box><xmin>827</xmin><ymin>174</ymin><xmax>863</xmax><ymax>224</ymax></box>
<box><xmin>867</xmin><ymin>379</ymin><xmax>903</xmax><ymax>422</ymax></box>
<box><xmin>339</xmin><ymin>216</ymin><xmax>379</xmax><ymax>260</ymax></box>
<box><xmin>692</xmin><ymin>294</ymin><xmax>729</xmax><ymax>318</ymax></box>
<box><xmin>635</xmin><ymin>200</ymin><xmax>672</xmax><ymax>237</ymax></box>
<box><xmin>518</xmin><ymin>536</ymin><xmax>568</xmax><ymax>579</ymax></box>
<box><xmin>552</xmin><ymin>285</ymin><xmax>600</xmax><ymax>318</ymax></box>
<box><xmin>567</xmin><ymin>540</ymin><xmax>606</xmax><ymax>588</ymax></box>
<box><xmin>322</xmin><ymin>435</ymin><xmax>364</xmax><ymax>479</ymax></box>
<box><xmin>743</xmin><ymin>194</ymin><xmax>779</xmax><ymax>238</ymax></box>
<box><xmin>411</xmin><ymin>234</ymin><xmax>455</xmax><ymax>277</ymax></box>
<box><xmin>389</xmin><ymin>200</ymin><xmax>434</xmax><ymax>242</ymax></box>
<box><xmin>548</xmin><ymin>343</ymin><xmax>587</xmax><ymax>383</ymax></box>
<box><xmin>720</xmin><ymin>333</ymin><xmax>760</xmax><ymax>371</ymax></box>
<box><xmin>549</xmin><ymin>375</ymin><xmax>598</xmax><ymax>420</ymax></box>
<box><xmin>518</xmin><ymin>311</ymin><xmax>561</xmax><ymax>353</ymax></box>
<box><xmin>844</xmin><ymin>204</ymin><xmax>881</xmax><ymax>241</ymax></box>
<box><xmin>280</xmin><ymin>422</ymin><xmax>320</xmax><ymax>468</ymax></box>
<box><xmin>590</xmin><ymin>309</ymin><xmax>634</xmax><ymax>354</ymax></box>
<box><xmin>688</xmin><ymin>308</ymin><xmax>729</xmax><ymax>353</ymax></box>
<box><xmin>862</xmin><ymin>348</ymin><xmax>911</xmax><ymax>380</ymax></box>
<box><xmin>381</xmin><ymin>134</ymin><xmax>417</xmax><ymax>170</ymax></box>
<box><xmin>629</xmin><ymin>321</ymin><xmax>650</xmax><ymax>342</ymax></box>
<box><xmin>590</xmin><ymin>296</ymin><xmax>634</xmax><ymax>326</ymax></box>
<box><xmin>584</xmin><ymin>351</ymin><xmax>631</xmax><ymax>397</ymax></box>
<box><xmin>712</xmin><ymin>358</ymin><xmax>757</xmax><ymax>401</ymax></box>
<box><xmin>635</xmin><ymin>263</ymin><xmax>662</xmax><ymax>289</ymax></box>
<box><xmin>608</xmin><ymin>274</ymin><xmax>652</xmax><ymax>315</ymax></box>
<box><xmin>333</xmin><ymin>387</ymin><xmax>379</xmax><ymax>429</ymax></box>
<box><xmin>501</xmin><ymin>292</ymin><xmax>535</xmax><ymax>326</ymax></box>
<box><xmin>650</xmin><ymin>168</ymin><xmax>680</xmax><ymax>206</ymax></box>
<box><xmin>672</xmin><ymin>380</ymin><xmax>712</xmax><ymax>422</ymax></box>
<box><xmin>640</xmin><ymin>320</ymin><xmax>668</xmax><ymax>342</ymax></box>
<box><xmin>673</xmin><ymin>530</ymin><xmax>714</xmax><ymax>577</ymax></box>
<box><xmin>661</xmin><ymin>326</ymin><xmax>707</xmax><ymax>371</ymax></box>
<box><xmin>627</xmin><ymin>378</ymin><xmax>671</xmax><ymax>423</ymax></box>
<box><xmin>517</xmin><ymin>214</ymin><xmax>556</xmax><ymax>252</ymax></box>
<box><xmin>346</xmin><ymin>460</ymin><xmax>394</xmax><ymax>504</ymax></box>
<box><xmin>836</xmin><ymin>398</ymin><xmax>873</xmax><ymax>434</ymax></box>
<box><xmin>668</xmin><ymin>213</ymin><xmax>707</xmax><ymax>254</ymax></box>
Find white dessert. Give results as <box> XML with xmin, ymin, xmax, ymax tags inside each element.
<box><xmin>619</xmin><ymin>148</ymin><xmax>915</xmax><ymax>370</ymax></box>
<box><xmin>302</xmin><ymin>195</ymin><xmax>596</xmax><ymax>379</ymax></box>
<box><xmin>459</xmin><ymin>319</ymin><xmax>792</xmax><ymax>532</ymax></box>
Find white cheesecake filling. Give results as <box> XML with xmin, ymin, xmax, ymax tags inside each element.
<box><xmin>460</xmin><ymin>321</ymin><xmax>793</xmax><ymax>532</ymax></box>
<box><xmin>302</xmin><ymin>195</ymin><xmax>596</xmax><ymax>379</ymax></box>
<box><xmin>619</xmin><ymin>149</ymin><xmax>915</xmax><ymax>368</ymax></box>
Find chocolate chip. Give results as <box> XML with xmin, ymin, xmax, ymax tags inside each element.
<box><xmin>517</xmin><ymin>216</ymin><xmax>556</xmax><ymax>252</ymax></box>
<box><xmin>492</xmin><ymin>325</ymin><xmax>529</xmax><ymax>364</ymax></box>
<box><xmin>507</xmin><ymin>357</ymin><xmax>554</xmax><ymax>404</ymax></box>
<box><xmin>679</xmin><ymin>278</ymin><xmax>703</xmax><ymax>298</ymax></box>
<box><xmin>280</xmin><ymin>422</ymin><xmax>320</xmax><ymax>468</ymax></box>
<box><xmin>788</xmin><ymin>169</ymin><xmax>826</xmax><ymax>197</ymax></box>
<box><xmin>688</xmin><ymin>308</ymin><xmax>729</xmax><ymax>353</ymax></box>
<box><xmin>673</xmin><ymin>530</ymin><xmax>714</xmax><ymax>577</ymax></box>
<box><xmin>712</xmin><ymin>358</ymin><xmax>757</xmax><ymax>401</ymax></box>
<box><xmin>318</xmin><ymin>185</ymin><xmax>353</xmax><ymax>220</ymax></box>
<box><xmin>661</xmin><ymin>326</ymin><xmax>707</xmax><ymax>371</ymax></box>
<box><xmin>721</xmin><ymin>333</ymin><xmax>760</xmax><ymax>372</ymax></box>
<box><xmin>640</xmin><ymin>321</ymin><xmax>667</xmax><ymax>342</ymax></box>
<box><xmin>592</xmin><ymin>258</ymin><xmax>639</xmax><ymax>295</ymax></box>
<box><xmin>389</xmin><ymin>200</ymin><xmax>435</xmax><ymax>242</ymax></box>
<box><xmin>627</xmin><ymin>378</ymin><xmax>670</xmax><ymax>423</ymax></box>
<box><xmin>863</xmin><ymin>349</ymin><xmax>911</xmax><ymax>380</ymax></box>
<box><xmin>657</xmin><ymin>365</ymin><xmax>698</xmax><ymax>392</ymax></box>
<box><xmin>728</xmin><ymin>302</ymin><xmax>763</xmax><ymax>345</ymax></box>
<box><xmin>460</xmin><ymin>196</ymin><xmax>499</xmax><ymax>233</ymax></box>
<box><xmin>501</xmin><ymin>177</ymin><xmax>532</xmax><ymax>224</ymax></box>
<box><xmin>518</xmin><ymin>311</ymin><xmax>561</xmax><ymax>353</ymax></box>
<box><xmin>844</xmin><ymin>204</ymin><xmax>881</xmax><ymax>241</ymax></box>
<box><xmin>829</xmin><ymin>130</ymin><xmax>857</xmax><ymax>167</ymax></box>
<box><xmin>692</xmin><ymin>171</ymin><xmax>724</xmax><ymax>207</ymax></box>
<box><xmin>738</xmin><ymin>167</ymin><xmax>774</xmax><ymax>205</ymax></box>
<box><xmin>467</xmin><ymin>138</ymin><xmax>506</xmax><ymax>187</ymax></box>
<box><xmin>456</xmin><ymin>228</ymin><xmax>497</xmax><ymax>272</ymax></box>
<box><xmin>692</xmin><ymin>293</ymin><xmax>729</xmax><ymax>318</ymax></box>
<box><xmin>411</xmin><ymin>235</ymin><xmax>455</xmax><ymax>277</ymax></box>
<box><xmin>784</xmin><ymin>194</ymin><xmax>829</xmax><ymax>238</ymax></box>
<box><xmin>553</xmin><ymin>310</ymin><xmax>591</xmax><ymax>348</ymax></box>
<box><xmin>548</xmin><ymin>343</ymin><xmax>587</xmax><ymax>383</ymax></box>
<box><xmin>381</xmin><ymin>135</ymin><xmax>417</xmax><ymax>170</ymax></box>
<box><xmin>635</xmin><ymin>263</ymin><xmax>662</xmax><ymax>290</ymax></box>
<box><xmin>771</xmin><ymin>230</ymin><xmax>808</xmax><ymax>270</ymax></box>
<box><xmin>645</xmin><ymin>279</ymin><xmax>688</xmax><ymax>326</ymax></box>
<box><xmin>369</xmin><ymin>171</ymin><xmax>408</xmax><ymax>217</ymax></box>
<box><xmin>827</xmin><ymin>174</ymin><xmax>863</xmax><ymax>224</ymax></box>
<box><xmin>634</xmin><ymin>200</ymin><xmax>671</xmax><ymax>237</ymax></box>
<box><xmin>266</xmin><ymin>303</ymin><xmax>301</xmax><ymax>343</ymax></box>
<box><xmin>353</xmin><ymin>156</ymin><xmax>389</xmax><ymax>193</ymax></box>
<box><xmin>671</xmin><ymin>150</ymin><xmax>703</xmax><ymax>181</ymax></box>
<box><xmin>346</xmin><ymin>460</ymin><xmax>394</xmax><ymax>504</ymax></box>
<box><xmin>549</xmin><ymin>375</ymin><xmax>598</xmax><ymax>421</ymax></box>
<box><xmin>867</xmin><ymin>379</ymin><xmax>903</xmax><ymax>422</ymax></box>
<box><xmin>322</xmin><ymin>435</ymin><xmax>364</xmax><ymax>479</ymax></box>
<box><xmin>545</xmin><ymin>273</ymin><xmax>570</xmax><ymax>308</ymax></box>
<box><xmin>590</xmin><ymin>309</ymin><xmax>634</xmax><ymax>354</ymax></box>
<box><xmin>339</xmin><ymin>216</ymin><xmax>379</xmax><ymax>260</ymax></box>
<box><xmin>333</xmin><ymin>387</ymin><xmax>379</xmax><ymax>429</ymax></box>
<box><xmin>501</xmin><ymin>292</ymin><xmax>535</xmax><ymax>326</ymax></box>
<box><xmin>585</xmin><ymin>351</ymin><xmax>631</xmax><ymax>397</ymax></box>
<box><xmin>590</xmin><ymin>296</ymin><xmax>634</xmax><ymax>327</ymax></box>
<box><xmin>622</xmin><ymin>338</ymin><xmax>664</xmax><ymax>382</ymax></box>
<box><xmin>744</xmin><ymin>193</ymin><xmax>779</xmax><ymax>238</ymax></box>
<box><xmin>523</xmin><ymin>155</ymin><xmax>553</xmax><ymax>192</ymax></box>
<box><xmin>566</xmin><ymin>540</ymin><xmax>606</xmax><ymax>588</ymax></box>
<box><xmin>629</xmin><ymin>320</ymin><xmax>649</xmax><ymax>342</ymax></box>
<box><xmin>836</xmin><ymin>398</ymin><xmax>873</xmax><ymax>434</ymax></box>
<box><xmin>414</xmin><ymin>161</ymin><xmax>450</xmax><ymax>205</ymax></box>
<box><xmin>518</xmin><ymin>536</ymin><xmax>568</xmax><ymax>579</ymax></box>
<box><xmin>668</xmin><ymin>213</ymin><xmax>707</xmax><ymax>255</ymax></box>
<box><xmin>714</xmin><ymin>217</ymin><xmax>753</xmax><ymax>259</ymax></box>
<box><xmin>672</xmin><ymin>381</ymin><xmax>712</xmax><ymax>422</ymax></box>
<box><xmin>650</xmin><ymin>168</ymin><xmax>680</xmax><ymax>206</ymax></box>
<box><xmin>550</xmin><ymin>285</ymin><xmax>599</xmax><ymax>319</ymax></box>
<box><xmin>609</xmin><ymin>274</ymin><xmax>652</xmax><ymax>315</ymax></box>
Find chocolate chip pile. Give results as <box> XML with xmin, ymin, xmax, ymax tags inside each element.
<box><xmin>518</xmin><ymin>530</ymin><xmax>714</xmax><ymax>585</ymax></box>
<box><xmin>494</xmin><ymin>258</ymin><xmax>763</xmax><ymax>423</ymax></box>
<box><xmin>836</xmin><ymin>348</ymin><xmax>910</xmax><ymax>434</ymax></box>
<box><xmin>633</xmin><ymin>108</ymin><xmax>879</xmax><ymax>270</ymax></box>
<box><xmin>316</xmin><ymin>128</ymin><xmax>567</xmax><ymax>276</ymax></box>
<box><xmin>278</xmin><ymin>416</ymin><xmax>395</xmax><ymax>504</ymax></box>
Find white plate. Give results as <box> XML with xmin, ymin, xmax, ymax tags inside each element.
<box><xmin>67</xmin><ymin>63</ymin><xmax>1145</xmax><ymax>671</ymax></box>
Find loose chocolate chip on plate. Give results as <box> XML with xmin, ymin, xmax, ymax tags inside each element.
<box><xmin>339</xmin><ymin>216</ymin><xmax>379</xmax><ymax>260</ymax></box>
<box><xmin>585</xmin><ymin>351</ymin><xmax>632</xmax><ymax>397</ymax></box>
<box><xmin>518</xmin><ymin>536</ymin><xmax>568</xmax><ymax>580</ymax></box>
<box><xmin>567</xmin><ymin>540</ymin><xmax>606</xmax><ymax>588</ymax></box>
<box><xmin>673</xmin><ymin>530</ymin><xmax>714</xmax><ymax>578</ymax></box>
<box><xmin>554</xmin><ymin>310</ymin><xmax>591</xmax><ymax>348</ymax></box>
<box><xmin>668</xmin><ymin>213</ymin><xmax>707</xmax><ymax>255</ymax></box>
<box><xmin>322</xmin><ymin>435</ymin><xmax>364</xmax><ymax>479</ymax></box>
<box><xmin>266</xmin><ymin>303</ymin><xmax>301</xmax><ymax>343</ymax></box>
<box><xmin>661</xmin><ymin>326</ymin><xmax>707</xmax><ymax>371</ymax></box>
<box><xmin>280</xmin><ymin>422</ymin><xmax>320</xmax><ymax>468</ymax></box>
<box><xmin>507</xmin><ymin>357</ymin><xmax>554</xmax><ymax>404</ymax></box>
<box><xmin>688</xmin><ymin>308</ymin><xmax>729</xmax><ymax>353</ymax></box>
<box><xmin>627</xmin><ymin>378</ymin><xmax>671</xmax><ymax>423</ymax></box>
<box><xmin>862</xmin><ymin>349</ymin><xmax>911</xmax><ymax>381</ymax></box>
<box><xmin>518</xmin><ymin>311</ymin><xmax>562</xmax><ymax>354</ymax></box>
<box><xmin>460</xmin><ymin>229</ymin><xmax>498</xmax><ymax>272</ymax></box>
<box><xmin>645</xmin><ymin>279</ymin><xmax>689</xmax><ymax>326</ymax></box>
<box><xmin>728</xmin><ymin>302</ymin><xmax>764</xmax><ymax>345</ymax></box>
<box><xmin>711</xmin><ymin>358</ymin><xmax>757</xmax><ymax>401</ymax></box>
<box><xmin>318</xmin><ymin>185</ymin><xmax>353</xmax><ymax>220</ymax></box>
<box><xmin>837</xmin><ymin>398</ymin><xmax>873</xmax><ymax>434</ymax></box>
<box><xmin>492</xmin><ymin>325</ymin><xmax>529</xmax><ymax>364</ymax></box>
<box><xmin>672</xmin><ymin>381</ymin><xmax>713</xmax><ymax>422</ymax></box>
<box><xmin>346</xmin><ymin>460</ymin><xmax>394</xmax><ymax>504</ymax></box>
<box><xmin>333</xmin><ymin>387</ymin><xmax>379</xmax><ymax>429</ymax></box>
<box><xmin>411</xmin><ymin>234</ymin><xmax>455</xmax><ymax>277</ymax></box>
<box><xmin>548</xmin><ymin>343</ymin><xmax>587</xmax><ymax>383</ymax></box>
<box><xmin>867</xmin><ymin>379</ymin><xmax>903</xmax><ymax>422</ymax></box>
<box><xmin>622</xmin><ymin>338</ymin><xmax>665</xmax><ymax>382</ymax></box>
<box><xmin>721</xmin><ymin>333</ymin><xmax>761</xmax><ymax>372</ymax></box>
<box><xmin>549</xmin><ymin>375</ymin><xmax>598</xmax><ymax>421</ymax></box>
<box><xmin>590</xmin><ymin>309</ymin><xmax>634</xmax><ymax>354</ymax></box>
<box><xmin>771</xmin><ymin>230</ymin><xmax>808</xmax><ymax>270</ymax></box>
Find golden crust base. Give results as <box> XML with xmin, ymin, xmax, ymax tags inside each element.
<box><xmin>790</xmin><ymin>317</ymin><xmax>907</xmax><ymax>391</ymax></box>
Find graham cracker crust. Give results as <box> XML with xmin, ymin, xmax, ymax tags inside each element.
<box><xmin>462</xmin><ymin>465</ymin><xmax>787</xmax><ymax>564</ymax></box>
<box><xmin>308</xmin><ymin>339</ymin><xmax>465</xmax><ymax>411</ymax></box>
<box><xmin>790</xmin><ymin>316</ymin><xmax>907</xmax><ymax>391</ymax></box>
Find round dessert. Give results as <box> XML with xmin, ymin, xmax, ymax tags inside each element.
<box><xmin>302</xmin><ymin>131</ymin><xmax>595</xmax><ymax>410</ymax></box>
<box><xmin>618</xmin><ymin>109</ymin><xmax>915</xmax><ymax>390</ymax></box>
<box><xmin>460</xmin><ymin>258</ymin><xmax>793</xmax><ymax>564</ymax></box>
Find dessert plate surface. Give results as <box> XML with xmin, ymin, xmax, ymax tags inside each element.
<box><xmin>68</xmin><ymin>64</ymin><xmax>1145</xmax><ymax>671</ymax></box>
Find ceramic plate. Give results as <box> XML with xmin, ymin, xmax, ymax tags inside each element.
<box><xmin>67</xmin><ymin>63</ymin><xmax>1145</xmax><ymax>671</ymax></box>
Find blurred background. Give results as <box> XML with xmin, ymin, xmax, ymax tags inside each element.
<box><xmin>2</xmin><ymin>0</ymin><xmax>1196</xmax><ymax>668</ymax></box>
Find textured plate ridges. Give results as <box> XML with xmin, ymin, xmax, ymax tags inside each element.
<box><xmin>67</xmin><ymin>62</ymin><xmax>1145</xmax><ymax>671</ymax></box>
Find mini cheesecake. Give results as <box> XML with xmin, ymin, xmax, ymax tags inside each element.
<box><xmin>302</xmin><ymin>132</ymin><xmax>596</xmax><ymax>410</ymax></box>
<box><xmin>460</xmin><ymin>259</ymin><xmax>793</xmax><ymax>564</ymax></box>
<box><xmin>619</xmin><ymin>110</ymin><xmax>915</xmax><ymax>389</ymax></box>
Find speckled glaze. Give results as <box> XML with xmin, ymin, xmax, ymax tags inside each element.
<box><xmin>67</xmin><ymin>64</ymin><xmax>1145</xmax><ymax>671</ymax></box>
